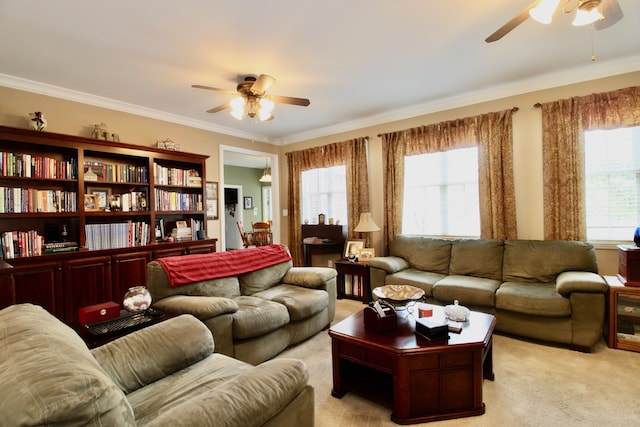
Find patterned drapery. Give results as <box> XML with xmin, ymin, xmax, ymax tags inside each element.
<box><xmin>286</xmin><ymin>137</ymin><xmax>370</xmax><ymax>266</ymax></box>
<box><xmin>381</xmin><ymin>109</ymin><xmax>517</xmax><ymax>253</ymax></box>
<box><xmin>540</xmin><ymin>86</ymin><xmax>640</xmax><ymax>240</ymax></box>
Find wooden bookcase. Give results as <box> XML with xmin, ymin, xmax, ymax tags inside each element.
<box><xmin>0</xmin><ymin>125</ymin><xmax>216</xmax><ymax>325</ymax></box>
<box><xmin>605</xmin><ymin>276</ymin><xmax>640</xmax><ymax>352</ymax></box>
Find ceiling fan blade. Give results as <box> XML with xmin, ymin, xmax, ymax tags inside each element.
<box><xmin>594</xmin><ymin>0</ymin><xmax>623</xmax><ymax>31</ymax></box>
<box><xmin>270</xmin><ymin>95</ymin><xmax>311</xmax><ymax>107</ymax></box>
<box><xmin>206</xmin><ymin>102</ymin><xmax>231</xmax><ymax>114</ymax></box>
<box><xmin>485</xmin><ymin>0</ymin><xmax>541</xmax><ymax>43</ymax></box>
<box><xmin>192</xmin><ymin>84</ymin><xmax>237</xmax><ymax>95</ymax></box>
<box><xmin>250</xmin><ymin>74</ymin><xmax>275</xmax><ymax>95</ymax></box>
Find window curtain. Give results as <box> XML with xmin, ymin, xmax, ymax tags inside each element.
<box><xmin>540</xmin><ymin>86</ymin><xmax>640</xmax><ymax>240</ymax></box>
<box><xmin>381</xmin><ymin>109</ymin><xmax>517</xmax><ymax>253</ymax></box>
<box><xmin>286</xmin><ymin>137</ymin><xmax>370</xmax><ymax>266</ymax></box>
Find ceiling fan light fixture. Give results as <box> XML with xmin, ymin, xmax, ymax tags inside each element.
<box><xmin>258</xmin><ymin>98</ymin><xmax>275</xmax><ymax>121</ymax></box>
<box><xmin>572</xmin><ymin>0</ymin><xmax>603</xmax><ymax>26</ymax></box>
<box><xmin>529</xmin><ymin>0</ymin><xmax>562</xmax><ymax>24</ymax></box>
<box><xmin>230</xmin><ymin>96</ymin><xmax>245</xmax><ymax>120</ymax></box>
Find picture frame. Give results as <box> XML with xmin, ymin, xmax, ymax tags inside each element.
<box><xmin>343</xmin><ymin>239</ymin><xmax>365</xmax><ymax>259</ymax></box>
<box><xmin>176</xmin><ymin>220</ymin><xmax>188</xmax><ymax>229</ymax></box>
<box><xmin>84</xmin><ymin>194</ymin><xmax>100</xmax><ymax>211</ymax></box>
<box><xmin>84</xmin><ymin>165</ymin><xmax>105</xmax><ymax>182</ymax></box>
<box><xmin>206</xmin><ymin>181</ymin><xmax>219</xmax><ymax>220</ymax></box>
<box><xmin>87</xmin><ymin>187</ymin><xmax>111</xmax><ymax>210</ymax></box>
<box><xmin>244</xmin><ymin>196</ymin><xmax>253</xmax><ymax>210</ymax></box>
<box><xmin>357</xmin><ymin>247</ymin><xmax>376</xmax><ymax>262</ymax></box>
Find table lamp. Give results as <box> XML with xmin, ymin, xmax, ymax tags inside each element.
<box><xmin>353</xmin><ymin>212</ymin><xmax>381</xmax><ymax>248</ymax></box>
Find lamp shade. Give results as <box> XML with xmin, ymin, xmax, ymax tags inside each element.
<box><xmin>354</xmin><ymin>213</ymin><xmax>381</xmax><ymax>233</ymax></box>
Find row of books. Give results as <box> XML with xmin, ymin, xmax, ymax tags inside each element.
<box><xmin>153</xmin><ymin>163</ymin><xmax>201</xmax><ymax>187</ymax></box>
<box><xmin>1</xmin><ymin>152</ymin><xmax>77</xmax><ymax>180</ymax></box>
<box><xmin>154</xmin><ymin>189</ymin><xmax>203</xmax><ymax>211</ymax></box>
<box><xmin>83</xmin><ymin>160</ymin><xmax>148</xmax><ymax>183</ymax></box>
<box><xmin>0</xmin><ymin>187</ymin><xmax>77</xmax><ymax>213</ymax></box>
<box><xmin>84</xmin><ymin>221</ymin><xmax>151</xmax><ymax>251</ymax></box>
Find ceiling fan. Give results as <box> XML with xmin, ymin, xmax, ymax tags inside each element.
<box><xmin>192</xmin><ymin>74</ymin><xmax>310</xmax><ymax>122</ymax></box>
<box><xmin>485</xmin><ymin>0</ymin><xmax>624</xmax><ymax>43</ymax></box>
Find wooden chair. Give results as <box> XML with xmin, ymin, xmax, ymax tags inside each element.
<box><xmin>237</xmin><ymin>221</ymin><xmax>255</xmax><ymax>247</ymax></box>
<box><xmin>251</xmin><ymin>221</ymin><xmax>272</xmax><ymax>246</ymax></box>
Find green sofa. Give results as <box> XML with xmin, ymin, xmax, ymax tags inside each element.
<box><xmin>0</xmin><ymin>303</ymin><xmax>314</xmax><ymax>427</ymax></box>
<box><xmin>146</xmin><ymin>246</ymin><xmax>337</xmax><ymax>365</ymax></box>
<box><xmin>369</xmin><ymin>236</ymin><xmax>608</xmax><ymax>351</ymax></box>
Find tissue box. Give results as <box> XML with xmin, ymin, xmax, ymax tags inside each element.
<box><xmin>363</xmin><ymin>303</ymin><xmax>397</xmax><ymax>332</ymax></box>
<box><xmin>415</xmin><ymin>317</ymin><xmax>448</xmax><ymax>341</ymax></box>
<box><xmin>78</xmin><ymin>302</ymin><xmax>120</xmax><ymax>325</ymax></box>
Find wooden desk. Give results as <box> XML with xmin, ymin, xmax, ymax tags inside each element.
<box><xmin>302</xmin><ymin>224</ymin><xmax>345</xmax><ymax>266</ymax></box>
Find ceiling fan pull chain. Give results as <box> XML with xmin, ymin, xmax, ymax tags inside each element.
<box><xmin>591</xmin><ymin>25</ymin><xmax>596</xmax><ymax>61</ymax></box>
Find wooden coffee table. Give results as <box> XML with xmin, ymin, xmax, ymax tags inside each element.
<box><xmin>329</xmin><ymin>305</ymin><xmax>496</xmax><ymax>424</ymax></box>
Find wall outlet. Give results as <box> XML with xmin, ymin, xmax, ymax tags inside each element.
<box><xmin>282</xmin><ymin>209</ymin><xmax>288</xmax><ymax>217</ymax></box>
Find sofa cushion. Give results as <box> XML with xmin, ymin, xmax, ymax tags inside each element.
<box><xmin>432</xmin><ymin>275</ymin><xmax>500</xmax><ymax>307</ymax></box>
<box><xmin>384</xmin><ymin>269</ymin><xmax>445</xmax><ymax>297</ymax></box>
<box><xmin>0</xmin><ymin>304</ymin><xmax>135</xmax><ymax>426</ymax></box>
<box><xmin>502</xmin><ymin>240</ymin><xmax>599</xmax><ymax>283</ymax></box>
<box><xmin>390</xmin><ymin>236</ymin><xmax>452</xmax><ymax>274</ymax></box>
<box><xmin>496</xmin><ymin>282</ymin><xmax>572</xmax><ymax>317</ymax></box>
<box><xmin>232</xmin><ymin>296</ymin><xmax>290</xmax><ymax>339</ymax></box>
<box><xmin>240</xmin><ymin>260</ymin><xmax>293</xmax><ymax>295</ymax></box>
<box><xmin>254</xmin><ymin>284</ymin><xmax>329</xmax><ymax>321</ymax></box>
<box><xmin>92</xmin><ymin>314</ymin><xmax>215</xmax><ymax>394</ymax></box>
<box><xmin>449</xmin><ymin>238</ymin><xmax>504</xmax><ymax>281</ymax></box>
<box><xmin>281</xmin><ymin>266</ymin><xmax>337</xmax><ymax>289</ymax></box>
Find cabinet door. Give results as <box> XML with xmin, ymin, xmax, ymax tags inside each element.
<box><xmin>187</xmin><ymin>242</ymin><xmax>216</xmax><ymax>254</ymax></box>
<box><xmin>8</xmin><ymin>261</ymin><xmax>64</xmax><ymax>319</ymax></box>
<box><xmin>63</xmin><ymin>256</ymin><xmax>112</xmax><ymax>324</ymax></box>
<box><xmin>153</xmin><ymin>246</ymin><xmax>188</xmax><ymax>259</ymax></box>
<box><xmin>112</xmin><ymin>251</ymin><xmax>152</xmax><ymax>302</ymax></box>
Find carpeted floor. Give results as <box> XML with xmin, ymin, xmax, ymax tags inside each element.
<box><xmin>277</xmin><ymin>299</ymin><xmax>640</xmax><ymax>426</ymax></box>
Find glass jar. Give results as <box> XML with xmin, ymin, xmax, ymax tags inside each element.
<box><xmin>123</xmin><ymin>286</ymin><xmax>152</xmax><ymax>313</ymax></box>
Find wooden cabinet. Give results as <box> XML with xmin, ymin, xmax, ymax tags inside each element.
<box><xmin>334</xmin><ymin>259</ymin><xmax>371</xmax><ymax>303</ymax></box>
<box><xmin>606</xmin><ymin>276</ymin><xmax>640</xmax><ymax>352</ymax></box>
<box><xmin>617</xmin><ymin>244</ymin><xmax>640</xmax><ymax>287</ymax></box>
<box><xmin>0</xmin><ymin>125</ymin><xmax>219</xmax><ymax>326</ymax></box>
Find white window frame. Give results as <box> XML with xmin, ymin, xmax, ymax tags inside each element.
<box><xmin>301</xmin><ymin>165</ymin><xmax>347</xmax><ymax>226</ymax></box>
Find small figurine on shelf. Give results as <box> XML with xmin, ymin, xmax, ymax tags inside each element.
<box><xmin>28</xmin><ymin>112</ymin><xmax>47</xmax><ymax>131</ymax></box>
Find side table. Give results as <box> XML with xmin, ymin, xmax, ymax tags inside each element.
<box><xmin>334</xmin><ymin>259</ymin><xmax>371</xmax><ymax>303</ymax></box>
<box><xmin>75</xmin><ymin>308</ymin><xmax>175</xmax><ymax>349</ymax></box>
<box><xmin>605</xmin><ymin>275</ymin><xmax>640</xmax><ymax>352</ymax></box>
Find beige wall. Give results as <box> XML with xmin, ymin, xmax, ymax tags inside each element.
<box><xmin>3</xmin><ymin>71</ymin><xmax>640</xmax><ymax>273</ymax></box>
<box><xmin>278</xmin><ymin>71</ymin><xmax>640</xmax><ymax>275</ymax></box>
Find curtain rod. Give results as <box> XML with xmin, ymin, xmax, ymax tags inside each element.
<box><xmin>376</xmin><ymin>107</ymin><xmax>520</xmax><ymax>137</ymax></box>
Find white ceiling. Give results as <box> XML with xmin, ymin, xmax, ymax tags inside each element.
<box><xmin>1</xmin><ymin>1</ymin><xmax>639</xmax><ymax>146</ymax></box>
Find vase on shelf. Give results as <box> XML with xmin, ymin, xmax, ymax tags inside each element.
<box><xmin>28</xmin><ymin>112</ymin><xmax>47</xmax><ymax>131</ymax></box>
<box><xmin>123</xmin><ymin>286</ymin><xmax>152</xmax><ymax>313</ymax></box>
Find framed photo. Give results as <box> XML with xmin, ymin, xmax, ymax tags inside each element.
<box><xmin>176</xmin><ymin>220</ymin><xmax>188</xmax><ymax>229</ymax></box>
<box><xmin>84</xmin><ymin>165</ymin><xmax>106</xmax><ymax>182</ymax></box>
<box><xmin>244</xmin><ymin>196</ymin><xmax>253</xmax><ymax>210</ymax></box>
<box><xmin>87</xmin><ymin>187</ymin><xmax>111</xmax><ymax>210</ymax></box>
<box><xmin>84</xmin><ymin>194</ymin><xmax>99</xmax><ymax>211</ymax></box>
<box><xmin>357</xmin><ymin>247</ymin><xmax>376</xmax><ymax>262</ymax></box>
<box><xmin>343</xmin><ymin>239</ymin><xmax>365</xmax><ymax>259</ymax></box>
<box><xmin>206</xmin><ymin>181</ymin><xmax>218</xmax><ymax>220</ymax></box>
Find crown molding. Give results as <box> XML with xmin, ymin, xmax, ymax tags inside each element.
<box><xmin>0</xmin><ymin>73</ymin><xmax>270</xmax><ymax>143</ymax></box>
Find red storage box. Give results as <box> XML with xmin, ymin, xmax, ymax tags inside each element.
<box><xmin>78</xmin><ymin>302</ymin><xmax>120</xmax><ymax>325</ymax></box>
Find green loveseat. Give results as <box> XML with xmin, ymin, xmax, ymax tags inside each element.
<box><xmin>0</xmin><ymin>303</ymin><xmax>314</xmax><ymax>426</ymax></box>
<box><xmin>369</xmin><ymin>236</ymin><xmax>608</xmax><ymax>351</ymax></box>
<box><xmin>146</xmin><ymin>245</ymin><xmax>337</xmax><ymax>365</ymax></box>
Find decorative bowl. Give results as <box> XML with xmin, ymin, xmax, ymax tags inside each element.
<box><xmin>123</xmin><ymin>286</ymin><xmax>152</xmax><ymax>313</ymax></box>
<box><xmin>444</xmin><ymin>300</ymin><xmax>470</xmax><ymax>322</ymax></box>
<box><xmin>373</xmin><ymin>285</ymin><xmax>425</xmax><ymax>303</ymax></box>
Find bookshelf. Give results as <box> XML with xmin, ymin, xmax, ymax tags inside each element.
<box><xmin>0</xmin><ymin>125</ymin><xmax>217</xmax><ymax>325</ymax></box>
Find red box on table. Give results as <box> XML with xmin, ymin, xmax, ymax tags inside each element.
<box><xmin>78</xmin><ymin>301</ymin><xmax>120</xmax><ymax>325</ymax></box>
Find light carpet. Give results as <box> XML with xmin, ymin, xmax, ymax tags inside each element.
<box><xmin>277</xmin><ymin>299</ymin><xmax>640</xmax><ymax>426</ymax></box>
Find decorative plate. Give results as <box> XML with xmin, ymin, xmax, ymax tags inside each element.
<box><xmin>373</xmin><ymin>285</ymin><xmax>425</xmax><ymax>302</ymax></box>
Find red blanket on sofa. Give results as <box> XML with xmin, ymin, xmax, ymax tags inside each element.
<box><xmin>156</xmin><ymin>244</ymin><xmax>292</xmax><ymax>287</ymax></box>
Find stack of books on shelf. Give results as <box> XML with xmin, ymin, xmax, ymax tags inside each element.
<box><xmin>43</xmin><ymin>241</ymin><xmax>79</xmax><ymax>254</ymax></box>
<box><xmin>1</xmin><ymin>151</ymin><xmax>77</xmax><ymax>180</ymax></box>
<box><xmin>153</xmin><ymin>163</ymin><xmax>202</xmax><ymax>187</ymax></box>
<box><xmin>171</xmin><ymin>227</ymin><xmax>193</xmax><ymax>242</ymax></box>
<box><xmin>0</xmin><ymin>187</ymin><xmax>77</xmax><ymax>213</ymax></box>
<box><xmin>84</xmin><ymin>221</ymin><xmax>151</xmax><ymax>251</ymax></box>
<box><xmin>1</xmin><ymin>230</ymin><xmax>46</xmax><ymax>258</ymax></box>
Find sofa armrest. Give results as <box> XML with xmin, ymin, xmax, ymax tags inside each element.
<box><xmin>91</xmin><ymin>314</ymin><xmax>214</xmax><ymax>394</ymax></box>
<box><xmin>556</xmin><ymin>271</ymin><xmax>608</xmax><ymax>296</ymax></box>
<box><xmin>368</xmin><ymin>256</ymin><xmax>409</xmax><ymax>274</ymax></box>
<box><xmin>282</xmin><ymin>266</ymin><xmax>337</xmax><ymax>290</ymax></box>
<box><xmin>153</xmin><ymin>295</ymin><xmax>239</xmax><ymax>319</ymax></box>
<box><xmin>145</xmin><ymin>358</ymin><xmax>310</xmax><ymax>427</ymax></box>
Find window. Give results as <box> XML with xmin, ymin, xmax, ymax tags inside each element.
<box><xmin>585</xmin><ymin>126</ymin><xmax>640</xmax><ymax>241</ymax></box>
<box><xmin>301</xmin><ymin>165</ymin><xmax>347</xmax><ymax>225</ymax></box>
<box><xmin>403</xmin><ymin>147</ymin><xmax>480</xmax><ymax>236</ymax></box>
